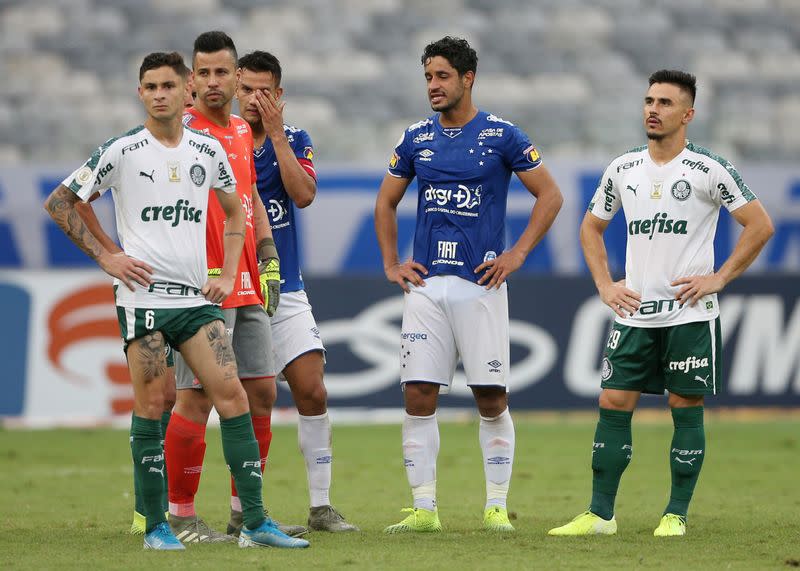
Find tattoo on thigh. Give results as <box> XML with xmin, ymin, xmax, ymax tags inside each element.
<box><xmin>137</xmin><ymin>332</ymin><xmax>166</xmax><ymax>380</ymax></box>
<box><xmin>206</xmin><ymin>322</ymin><xmax>236</xmax><ymax>369</ymax></box>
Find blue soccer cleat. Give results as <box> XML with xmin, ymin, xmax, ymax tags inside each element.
<box><xmin>239</xmin><ymin>517</ymin><xmax>310</xmax><ymax>549</ymax></box>
<box><xmin>143</xmin><ymin>521</ymin><xmax>185</xmax><ymax>551</ymax></box>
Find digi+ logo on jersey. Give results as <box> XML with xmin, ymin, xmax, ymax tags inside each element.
<box><xmin>424</xmin><ymin>184</ymin><xmax>481</xmax><ymax>216</ymax></box>
<box><xmin>267</xmin><ymin>199</ymin><xmax>291</xmax><ymax>230</ymax></box>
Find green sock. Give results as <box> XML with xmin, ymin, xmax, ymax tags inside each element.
<box><xmin>665</xmin><ymin>406</ymin><xmax>705</xmax><ymax>517</ymax></box>
<box><xmin>160</xmin><ymin>411</ymin><xmax>171</xmax><ymax>515</ymax></box>
<box><xmin>220</xmin><ymin>413</ymin><xmax>265</xmax><ymax>530</ymax></box>
<box><xmin>589</xmin><ymin>408</ymin><xmax>633</xmax><ymax>520</ymax></box>
<box><xmin>130</xmin><ymin>414</ymin><xmax>144</xmax><ymax>517</ymax></box>
<box><xmin>130</xmin><ymin>415</ymin><xmax>167</xmax><ymax>532</ymax></box>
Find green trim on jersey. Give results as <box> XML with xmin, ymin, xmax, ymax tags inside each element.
<box><xmin>623</xmin><ymin>143</ymin><xmax>648</xmax><ymax>155</ymax></box>
<box><xmin>685</xmin><ymin>142</ymin><xmax>756</xmax><ymax>202</ymax></box>
<box><xmin>69</xmin><ymin>125</ymin><xmax>146</xmax><ymax>194</ymax></box>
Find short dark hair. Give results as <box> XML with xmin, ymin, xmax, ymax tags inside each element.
<box><xmin>238</xmin><ymin>50</ymin><xmax>282</xmax><ymax>85</ymax></box>
<box><xmin>421</xmin><ymin>36</ymin><xmax>478</xmax><ymax>76</ymax></box>
<box><xmin>193</xmin><ymin>30</ymin><xmax>237</xmax><ymax>63</ymax></box>
<box><xmin>648</xmin><ymin>69</ymin><xmax>696</xmax><ymax>104</ymax></box>
<box><xmin>139</xmin><ymin>51</ymin><xmax>186</xmax><ymax>81</ymax></box>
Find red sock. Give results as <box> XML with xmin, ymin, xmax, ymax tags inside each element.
<box><xmin>165</xmin><ymin>412</ymin><xmax>207</xmax><ymax>517</ymax></box>
<box><xmin>231</xmin><ymin>415</ymin><xmax>272</xmax><ymax>505</ymax></box>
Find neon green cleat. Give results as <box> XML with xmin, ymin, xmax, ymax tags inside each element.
<box><xmin>483</xmin><ymin>506</ymin><xmax>514</xmax><ymax>532</ymax></box>
<box><xmin>131</xmin><ymin>511</ymin><xmax>146</xmax><ymax>535</ymax></box>
<box><xmin>654</xmin><ymin>513</ymin><xmax>686</xmax><ymax>537</ymax></box>
<box><xmin>548</xmin><ymin>511</ymin><xmax>617</xmax><ymax>536</ymax></box>
<box><xmin>383</xmin><ymin>508</ymin><xmax>442</xmax><ymax>534</ymax></box>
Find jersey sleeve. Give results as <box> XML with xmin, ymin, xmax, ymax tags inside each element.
<box><xmin>710</xmin><ymin>157</ymin><xmax>758</xmax><ymax>212</ymax></box>
<box><xmin>387</xmin><ymin>129</ymin><xmax>415</xmax><ymax>179</ymax></box>
<box><xmin>62</xmin><ymin>139</ymin><xmax>121</xmax><ymax>201</ymax></box>
<box><xmin>587</xmin><ymin>164</ymin><xmax>621</xmax><ymax>220</ymax></box>
<box><xmin>210</xmin><ymin>140</ymin><xmax>238</xmax><ymax>194</ymax></box>
<box><xmin>504</xmin><ymin>125</ymin><xmax>542</xmax><ymax>172</ymax></box>
<box><xmin>290</xmin><ymin>129</ymin><xmax>317</xmax><ymax>180</ymax></box>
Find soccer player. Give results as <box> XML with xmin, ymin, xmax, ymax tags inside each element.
<box><xmin>235</xmin><ymin>50</ymin><xmax>358</xmax><ymax>532</ymax></box>
<box><xmin>374</xmin><ymin>37</ymin><xmax>563</xmax><ymax>533</ymax></box>
<box><xmin>43</xmin><ymin>51</ymin><xmax>308</xmax><ymax>550</ymax></box>
<box><xmin>548</xmin><ymin>70</ymin><xmax>773</xmax><ymax>538</ymax></box>
<box><xmin>165</xmin><ymin>32</ymin><xmax>308</xmax><ymax>542</ymax></box>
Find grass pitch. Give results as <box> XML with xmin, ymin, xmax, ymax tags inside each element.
<box><xmin>1</xmin><ymin>414</ymin><xmax>798</xmax><ymax>570</ymax></box>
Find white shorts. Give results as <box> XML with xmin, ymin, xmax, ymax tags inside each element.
<box><xmin>271</xmin><ymin>290</ymin><xmax>326</xmax><ymax>380</ymax></box>
<box><xmin>400</xmin><ymin>275</ymin><xmax>509</xmax><ymax>393</ymax></box>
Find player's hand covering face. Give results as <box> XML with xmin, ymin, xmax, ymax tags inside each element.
<box><xmin>236</xmin><ymin>69</ymin><xmax>283</xmax><ymax>131</ymax></box>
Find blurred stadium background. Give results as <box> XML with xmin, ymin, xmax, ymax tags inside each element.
<box><xmin>1</xmin><ymin>0</ymin><xmax>799</xmax><ymax>423</ymax></box>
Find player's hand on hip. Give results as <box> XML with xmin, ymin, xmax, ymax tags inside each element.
<box><xmin>385</xmin><ymin>260</ymin><xmax>428</xmax><ymax>293</ymax></box>
<box><xmin>474</xmin><ymin>249</ymin><xmax>525</xmax><ymax>289</ymax></box>
<box><xmin>98</xmin><ymin>251</ymin><xmax>153</xmax><ymax>291</ymax></box>
<box><xmin>254</xmin><ymin>90</ymin><xmax>286</xmax><ymax>140</ymax></box>
<box><xmin>202</xmin><ymin>275</ymin><xmax>233</xmax><ymax>305</ymax></box>
<box><xmin>259</xmin><ymin>258</ymin><xmax>280</xmax><ymax>316</ymax></box>
<box><xmin>672</xmin><ymin>274</ymin><xmax>725</xmax><ymax>306</ymax></box>
<box><xmin>599</xmin><ymin>281</ymin><xmax>641</xmax><ymax>318</ymax></box>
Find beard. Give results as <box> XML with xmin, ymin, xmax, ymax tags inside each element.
<box><xmin>646</xmin><ymin>131</ymin><xmax>665</xmax><ymax>141</ymax></box>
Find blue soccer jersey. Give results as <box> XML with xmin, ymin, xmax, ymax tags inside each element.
<box><xmin>254</xmin><ymin>125</ymin><xmax>316</xmax><ymax>293</ymax></box>
<box><xmin>388</xmin><ymin>111</ymin><xmax>541</xmax><ymax>283</ymax></box>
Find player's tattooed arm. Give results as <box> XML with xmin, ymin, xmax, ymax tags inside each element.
<box><xmin>44</xmin><ymin>185</ymin><xmax>153</xmax><ymax>290</ymax></box>
<box><xmin>75</xmin><ymin>192</ymin><xmax>123</xmax><ymax>255</ymax></box>
<box><xmin>45</xmin><ymin>185</ymin><xmax>105</xmax><ymax>261</ymax></box>
<box><xmin>203</xmin><ymin>188</ymin><xmax>245</xmax><ymax>303</ymax></box>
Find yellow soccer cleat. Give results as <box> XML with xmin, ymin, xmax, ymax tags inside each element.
<box><xmin>653</xmin><ymin>513</ymin><xmax>686</xmax><ymax>537</ymax></box>
<box><xmin>548</xmin><ymin>511</ymin><xmax>617</xmax><ymax>536</ymax></box>
<box><xmin>483</xmin><ymin>506</ymin><xmax>515</xmax><ymax>532</ymax></box>
<box><xmin>383</xmin><ymin>507</ymin><xmax>442</xmax><ymax>534</ymax></box>
<box><xmin>130</xmin><ymin>511</ymin><xmax>146</xmax><ymax>535</ymax></box>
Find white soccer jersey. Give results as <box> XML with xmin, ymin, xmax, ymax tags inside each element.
<box><xmin>588</xmin><ymin>141</ymin><xmax>757</xmax><ymax>327</ymax></box>
<box><xmin>62</xmin><ymin>125</ymin><xmax>237</xmax><ymax>309</ymax></box>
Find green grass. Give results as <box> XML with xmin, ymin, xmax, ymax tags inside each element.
<box><xmin>1</xmin><ymin>416</ymin><xmax>798</xmax><ymax>570</ymax></box>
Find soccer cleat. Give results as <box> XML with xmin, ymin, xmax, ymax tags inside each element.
<box><xmin>548</xmin><ymin>511</ymin><xmax>617</xmax><ymax>536</ymax></box>
<box><xmin>653</xmin><ymin>513</ymin><xmax>686</xmax><ymax>537</ymax></box>
<box><xmin>383</xmin><ymin>507</ymin><xmax>442</xmax><ymax>534</ymax></box>
<box><xmin>483</xmin><ymin>506</ymin><xmax>515</xmax><ymax>532</ymax></box>
<box><xmin>238</xmin><ymin>517</ymin><xmax>310</xmax><ymax>549</ymax></box>
<box><xmin>227</xmin><ymin>509</ymin><xmax>308</xmax><ymax>538</ymax></box>
<box><xmin>308</xmin><ymin>505</ymin><xmax>359</xmax><ymax>532</ymax></box>
<box><xmin>131</xmin><ymin>511</ymin><xmax>146</xmax><ymax>535</ymax></box>
<box><xmin>143</xmin><ymin>521</ymin><xmax>185</xmax><ymax>550</ymax></box>
<box><xmin>168</xmin><ymin>514</ymin><xmax>235</xmax><ymax>543</ymax></box>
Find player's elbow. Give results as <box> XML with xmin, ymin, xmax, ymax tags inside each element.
<box><xmin>294</xmin><ymin>188</ymin><xmax>316</xmax><ymax>209</ymax></box>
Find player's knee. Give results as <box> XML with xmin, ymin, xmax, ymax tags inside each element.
<box><xmin>598</xmin><ymin>389</ymin><xmax>636</xmax><ymax>411</ymax></box>
<box><xmin>668</xmin><ymin>392</ymin><xmax>704</xmax><ymax>409</ymax></box>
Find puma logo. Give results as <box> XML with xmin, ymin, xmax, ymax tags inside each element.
<box><xmin>674</xmin><ymin>456</ymin><xmax>696</xmax><ymax>466</ymax></box>
<box><xmin>139</xmin><ymin>170</ymin><xmax>155</xmax><ymax>182</ymax></box>
<box><xmin>250</xmin><ymin>470</ymin><xmax>263</xmax><ymax>480</ymax></box>
<box><xmin>626</xmin><ymin>185</ymin><xmax>638</xmax><ymax>195</ymax></box>
<box><xmin>148</xmin><ymin>466</ymin><xmax>165</xmax><ymax>477</ymax></box>
<box><xmin>694</xmin><ymin>375</ymin><xmax>710</xmax><ymax>387</ymax></box>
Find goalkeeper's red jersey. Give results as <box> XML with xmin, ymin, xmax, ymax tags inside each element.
<box><xmin>183</xmin><ymin>108</ymin><xmax>263</xmax><ymax>308</ymax></box>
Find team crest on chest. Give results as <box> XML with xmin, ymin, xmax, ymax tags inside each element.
<box><xmin>168</xmin><ymin>162</ymin><xmax>181</xmax><ymax>182</ymax></box>
<box><xmin>671</xmin><ymin>179</ymin><xmax>692</xmax><ymax>201</ymax></box>
<box><xmin>190</xmin><ymin>164</ymin><xmax>206</xmax><ymax>187</ymax></box>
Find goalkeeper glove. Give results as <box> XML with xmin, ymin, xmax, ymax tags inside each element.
<box><xmin>257</xmin><ymin>237</ymin><xmax>280</xmax><ymax>316</ymax></box>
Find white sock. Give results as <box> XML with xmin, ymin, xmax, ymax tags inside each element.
<box><xmin>402</xmin><ymin>412</ymin><xmax>439</xmax><ymax>511</ymax></box>
<box><xmin>480</xmin><ymin>408</ymin><xmax>515</xmax><ymax>510</ymax></box>
<box><xmin>298</xmin><ymin>412</ymin><xmax>332</xmax><ymax>508</ymax></box>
